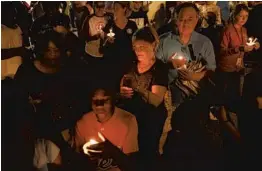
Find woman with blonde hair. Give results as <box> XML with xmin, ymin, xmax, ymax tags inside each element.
<box><xmin>119</xmin><ymin>26</ymin><xmax>168</xmax><ymax>169</ymax></box>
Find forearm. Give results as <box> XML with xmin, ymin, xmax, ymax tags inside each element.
<box><xmin>218</xmin><ymin>107</ymin><xmax>240</xmax><ymax>140</ymax></box>
<box><xmin>221</xmin><ymin>46</ymin><xmax>241</xmax><ymax>56</ymax></box>
<box><xmin>136</xmin><ymin>87</ymin><xmax>163</xmax><ymax>107</ymax></box>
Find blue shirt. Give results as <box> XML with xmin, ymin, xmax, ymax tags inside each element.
<box><xmin>156</xmin><ymin>31</ymin><xmax>216</xmax><ymax>84</ymax></box>
<box><xmin>156</xmin><ymin>31</ymin><xmax>216</xmax><ymax>105</ymax></box>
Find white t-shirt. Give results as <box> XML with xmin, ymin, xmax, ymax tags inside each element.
<box><xmin>33</xmin><ymin>139</ymin><xmax>60</xmax><ymax>171</ymax></box>
<box><xmin>1</xmin><ymin>25</ymin><xmax>23</xmax><ymax>79</ymax></box>
<box><xmin>85</xmin><ymin>16</ymin><xmax>108</xmax><ymax>57</ymax></box>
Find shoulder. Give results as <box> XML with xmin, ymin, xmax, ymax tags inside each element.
<box><xmin>159</xmin><ymin>31</ymin><xmax>173</xmax><ymax>41</ymax></box>
<box><xmin>115</xmin><ymin>107</ymin><xmax>137</xmax><ymax>126</ymax></box>
<box><xmin>77</xmin><ymin>111</ymin><xmax>96</xmax><ymax>125</ymax></box>
<box><xmin>222</xmin><ymin>24</ymin><xmax>233</xmax><ymax>34</ymax></box>
<box><xmin>193</xmin><ymin>31</ymin><xmax>211</xmax><ymax>42</ymax></box>
<box><xmin>193</xmin><ymin>31</ymin><xmax>213</xmax><ymax>47</ymax></box>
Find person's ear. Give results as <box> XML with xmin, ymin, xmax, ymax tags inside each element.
<box><xmin>153</xmin><ymin>41</ymin><xmax>159</xmax><ymax>52</ymax></box>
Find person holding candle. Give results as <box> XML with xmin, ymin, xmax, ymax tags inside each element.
<box><xmin>80</xmin><ymin>1</ymin><xmax>113</xmax><ymax>65</ymax></box>
<box><xmin>218</xmin><ymin>4</ymin><xmax>260</xmax><ymax>171</ymax></box>
<box><xmin>156</xmin><ymin>2</ymin><xmax>216</xmax><ymax>106</ymax></box>
<box><xmin>102</xmin><ymin>1</ymin><xmax>138</xmax><ymax>90</ymax></box>
<box><xmin>219</xmin><ymin>4</ymin><xmax>260</xmax><ymax>73</ymax></box>
<box><xmin>75</xmin><ymin>87</ymin><xmax>139</xmax><ymax>171</ymax></box>
<box><xmin>218</xmin><ymin>4</ymin><xmax>260</xmax><ymax>131</ymax></box>
<box><xmin>119</xmin><ymin>26</ymin><xmax>168</xmax><ymax>170</ymax></box>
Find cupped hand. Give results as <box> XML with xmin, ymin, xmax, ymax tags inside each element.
<box><xmin>120</xmin><ymin>86</ymin><xmax>134</xmax><ymax>98</ymax></box>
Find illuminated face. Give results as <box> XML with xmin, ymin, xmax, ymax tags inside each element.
<box><xmin>176</xmin><ymin>7</ymin><xmax>199</xmax><ymax>35</ymax></box>
<box><xmin>235</xmin><ymin>10</ymin><xmax>249</xmax><ymax>26</ymax></box>
<box><xmin>92</xmin><ymin>89</ymin><xmax>113</xmax><ymax>123</ymax></box>
<box><xmin>95</xmin><ymin>2</ymin><xmax>105</xmax><ymax>17</ymax></box>
<box><xmin>133</xmin><ymin>40</ymin><xmax>155</xmax><ymax>62</ymax></box>
<box><xmin>133</xmin><ymin>1</ymin><xmax>143</xmax><ymax>10</ymax></box>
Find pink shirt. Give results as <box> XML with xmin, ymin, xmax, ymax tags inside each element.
<box><xmin>219</xmin><ymin>24</ymin><xmax>248</xmax><ymax>72</ymax></box>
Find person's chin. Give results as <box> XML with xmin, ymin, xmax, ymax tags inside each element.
<box><xmin>96</xmin><ymin>113</ymin><xmax>107</xmax><ymax>122</ymax></box>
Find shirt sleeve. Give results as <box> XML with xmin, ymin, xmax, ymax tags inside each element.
<box><xmin>156</xmin><ymin>38</ymin><xmax>167</xmax><ymax>63</ymax></box>
<box><xmin>152</xmin><ymin>61</ymin><xmax>168</xmax><ymax>88</ymax></box>
<box><xmin>203</xmin><ymin>39</ymin><xmax>216</xmax><ymax>71</ymax></box>
<box><xmin>74</xmin><ymin>119</ymin><xmax>87</xmax><ymax>151</ymax></box>
<box><xmin>122</xmin><ymin>116</ymin><xmax>139</xmax><ymax>154</ymax></box>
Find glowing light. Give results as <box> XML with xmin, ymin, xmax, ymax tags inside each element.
<box><xmin>246</xmin><ymin>37</ymin><xmax>257</xmax><ymax>46</ymax></box>
<box><xmin>107</xmin><ymin>28</ymin><xmax>115</xmax><ymax>38</ymax></box>
<box><xmin>82</xmin><ymin>132</ymin><xmax>105</xmax><ymax>155</ymax></box>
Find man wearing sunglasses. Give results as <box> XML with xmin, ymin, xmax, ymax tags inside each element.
<box><xmin>75</xmin><ymin>87</ymin><xmax>139</xmax><ymax>171</ymax></box>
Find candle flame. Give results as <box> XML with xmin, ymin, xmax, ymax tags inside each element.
<box><xmin>247</xmin><ymin>37</ymin><xmax>257</xmax><ymax>46</ymax></box>
<box><xmin>107</xmin><ymin>28</ymin><xmax>115</xmax><ymax>37</ymax></box>
<box><xmin>82</xmin><ymin>132</ymin><xmax>105</xmax><ymax>155</ymax></box>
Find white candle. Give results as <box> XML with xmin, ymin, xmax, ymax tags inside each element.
<box><xmin>107</xmin><ymin>28</ymin><xmax>115</xmax><ymax>38</ymax></box>
<box><xmin>246</xmin><ymin>37</ymin><xmax>257</xmax><ymax>46</ymax></box>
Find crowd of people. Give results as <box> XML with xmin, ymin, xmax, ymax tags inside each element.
<box><xmin>2</xmin><ymin>1</ymin><xmax>262</xmax><ymax>171</ymax></box>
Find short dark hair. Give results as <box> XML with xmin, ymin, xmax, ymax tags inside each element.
<box><xmin>233</xmin><ymin>4</ymin><xmax>249</xmax><ymax>18</ymax></box>
<box><xmin>176</xmin><ymin>2</ymin><xmax>200</xmax><ymax>17</ymax></box>
<box><xmin>133</xmin><ymin>26</ymin><xmax>156</xmax><ymax>43</ymax></box>
<box><xmin>34</xmin><ymin>31</ymin><xmax>64</xmax><ymax>59</ymax></box>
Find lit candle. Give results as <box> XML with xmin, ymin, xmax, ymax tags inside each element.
<box><xmin>246</xmin><ymin>37</ymin><xmax>257</xmax><ymax>46</ymax></box>
<box><xmin>170</xmin><ymin>54</ymin><xmax>187</xmax><ymax>69</ymax></box>
<box><xmin>82</xmin><ymin>132</ymin><xmax>105</xmax><ymax>155</ymax></box>
<box><xmin>107</xmin><ymin>28</ymin><xmax>115</xmax><ymax>38</ymax></box>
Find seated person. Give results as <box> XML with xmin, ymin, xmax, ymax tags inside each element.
<box><xmin>75</xmin><ymin>87</ymin><xmax>139</xmax><ymax>171</ymax></box>
<box><xmin>119</xmin><ymin>26</ymin><xmax>168</xmax><ymax>161</ymax></box>
<box><xmin>34</xmin><ymin>139</ymin><xmax>61</xmax><ymax>171</ymax></box>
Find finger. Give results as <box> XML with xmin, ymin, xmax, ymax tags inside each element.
<box><xmin>122</xmin><ymin>87</ymin><xmax>133</xmax><ymax>91</ymax></box>
<box><xmin>87</xmin><ymin>149</ymin><xmax>103</xmax><ymax>153</ymax></box>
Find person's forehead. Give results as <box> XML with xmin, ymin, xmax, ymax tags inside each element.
<box><xmin>93</xmin><ymin>90</ymin><xmax>110</xmax><ymax>98</ymax></box>
<box><xmin>133</xmin><ymin>40</ymin><xmax>151</xmax><ymax>46</ymax></box>
<box><xmin>238</xmin><ymin>10</ymin><xmax>248</xmax><ymax>15</ymax></box>
<box><xmin>179</xmin><ymin>7</ymin><xmax>198</xmax><ymax>17</ymax></box>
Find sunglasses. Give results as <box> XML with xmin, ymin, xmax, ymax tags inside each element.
<box><xmin>92</xmin><ymin>98</ymin><xmax>110</xmax><ymax>106</ymax></box>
